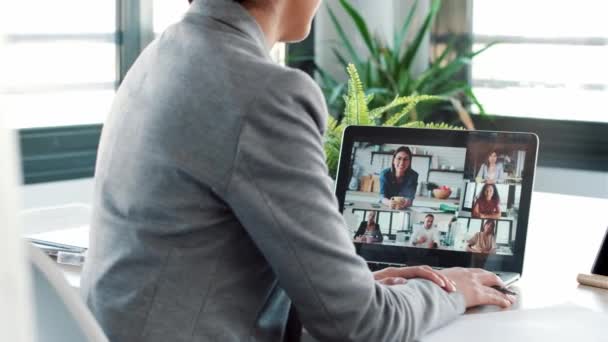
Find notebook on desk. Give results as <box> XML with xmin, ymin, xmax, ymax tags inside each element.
<box><xmin>27</xmin><ymin>226</ymin><xmax>89</xmax><ymax>256</ymax></box>
<box><xmin>334</xmin><ymin>127</ymin><xmax>539</xmax><ymax>286</ymax></box>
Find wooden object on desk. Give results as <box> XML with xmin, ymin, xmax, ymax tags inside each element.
<box><xmin>371</xmin><ymin>175</ymin><xmax>380</xmax><ymax>193</ymax></box>
<box><xmin>577</xmin><ymin>274</ymin><xmax>608</xmax><ymax>290</ymax></box>
<box><xmin>359</xmin><ymin>175</ymin><xmax>373</xmax><ymax>192</ymax></box>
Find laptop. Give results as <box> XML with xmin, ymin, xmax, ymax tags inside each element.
<box><xmin>334</xmin><ymin>126</ymin><xmax>538</xmax><ymax>286</ymax></box>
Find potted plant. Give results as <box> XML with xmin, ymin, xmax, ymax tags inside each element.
<box><xmin>318</xmin><ymin>0</ymin><xmax>495</xmax><ymax>128</ymax></box>
<box><xmin>324</xmin><ymin>64</ymin><xmax>461</xmax><ymax>178</ymax></box>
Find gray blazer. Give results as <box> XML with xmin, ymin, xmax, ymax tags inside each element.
<box><xmin>80</xmin><ymin>0</ymin><xmax>465</xmax><ymax>341</ymax></box>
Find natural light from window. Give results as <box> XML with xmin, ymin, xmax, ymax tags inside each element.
<box><xmin>1</xmin><ymin>1</ymin><xmax>116</xmax><ymax>129</ymax></box>
<box><xmin>472</xmin><ymin>0</ymin><xmax>608</xmax><ymax>123</ymax></box>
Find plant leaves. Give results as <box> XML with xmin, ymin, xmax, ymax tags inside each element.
<box><xmin>338</xmin><ymin>0</ymin><xmax>377</xmax><ymax>58</ymax></box>
<box><xmin>327</xmin><ymin>4</ymin><xmax>362</xmax><ymax>65</ymax></box>
<box><xmin>464</xmin><ymin>87</ymin><xmax>487</xmax><ymax>116</ymax></box>
<box><xmin>412</xmin><ymin>38</ymin><xmax>457</xmax><ymax>90</ymax></box>
<box><xmin>419</xmin><ymin>56</ymin><xmax>471</xmax><ymax>93</ymax></box>
<box><xmin>400</xmin><ymin>0</ymin><xmax>441</xmax><ymax>72</ymax></box>
<box><xmin>346</xmin><ymin>64</ymin><xmax>371</xmax><ymax>125</ymax></box>
<box><xmin>393</xmin><ymin>0</ymin><xmax>419</xmax><ymax>65</ymax></box>
<box><xmin>332</xmin><ymin>48</ymin><xmax>350</xmax><ymax>70</ymax></box>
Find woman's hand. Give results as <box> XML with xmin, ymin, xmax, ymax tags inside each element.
<box><xmin>391</xmin><ymin>198</ymin><xmax>411</xmax><ymax>210</ymax></box>
<box><xmin>373</xmin><ymin>266</ymin><xmax>457</xmax><ymax>292</ymax></box>
<box><xmin>439</xmin><ymin>268</ymin><xmax>516</xmax><ymax>308</ymax></box>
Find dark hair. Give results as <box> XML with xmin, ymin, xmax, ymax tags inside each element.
<box><xmin>390</xmin><ymin>146</ymin><xmax>412</xmax><ymax>178</ymax></box>
<box><xmin>479</xmin><ymin>183</ymin><xmax>500</xmax><ymax>204</ymax></box>
<box><xmin>483</xmin><ymin>219</ymin><xmax>496</xmax><ymax>235</ymax></box>
<box><xmin>425</xmin><ymin>214</ymin><xmax>434</xmax><ymax>220</ymax></box>
<box><xmin>486</xmin><ymin>149</ymin><xmax>498</xmax><ymax>165</ymax></box>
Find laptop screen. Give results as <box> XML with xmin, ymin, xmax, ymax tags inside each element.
<box><xmin>335</xmin><ymin>127</ymin><xmax>538</xmax><ymax>274</ymax></box>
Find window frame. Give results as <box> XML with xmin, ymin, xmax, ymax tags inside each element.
<box><xmin>430</xmin><ymin>0</ymin><xmax>608</xmax><ymax>173</ymax></box>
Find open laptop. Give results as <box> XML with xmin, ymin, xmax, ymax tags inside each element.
<box><xmin>334</xmin><ymin>126</ymin><xmax>539</xmax><ymax>286</ymax></box>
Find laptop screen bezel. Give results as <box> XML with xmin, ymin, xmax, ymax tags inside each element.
<box><xmin>334</xmin><ymin>126</ymin><xmax>538</xmax><ymax>275</ymax></box>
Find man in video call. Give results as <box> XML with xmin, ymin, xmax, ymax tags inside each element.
<box><xmin>411</xmin><ymin>214</ymin><xmax>440</xmax><ymax>248</ymax></box>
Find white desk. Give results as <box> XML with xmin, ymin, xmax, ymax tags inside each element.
<box><xmin>484</xmin><ymin>191</ymin><xmax>608</xmax><ymax>313</ymax></box>
<box><xmin>56</xmin><ymin>192</ymin><xmax>608</xmax><ymax>318</ymax></box>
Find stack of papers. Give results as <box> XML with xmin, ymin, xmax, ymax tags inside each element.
<box><xmin>26</xmin><ymin>226</ymin><xmax>89</xmax><ymax>265</ymax></box>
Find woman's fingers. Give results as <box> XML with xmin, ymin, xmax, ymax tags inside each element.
<box><xmin>417</xmin><ymin>266</ymin><xmax>457</xmax><ymax>292</ymax></box>
<box><xmin>375</xmin><ymin>266</ymin><xmax>456</xmax><ymax>292</ymax></box>
<box><xmin>482</xmin><ymin>287</ymin><xmax>512</xmax><ymax>308</ymax></box>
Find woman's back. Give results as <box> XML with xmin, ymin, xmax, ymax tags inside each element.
<box><xmin>80</xmin><ymin>1</ymin><xmax>491</xmax><ymax>341</ymax></box>
<box><xmin>81</xmin><ymin>2</ymin><xmax>325</xmax><ymax>341</ymax></box>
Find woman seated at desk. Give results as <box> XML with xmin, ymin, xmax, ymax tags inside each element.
<box><xmin>467</xmin><ymin>219</ymin><xmax>497</xmax><ymax>254</ymax></box>
<box><xmin>354</xmin><ymin>211</ymin><xmax>383</xmax><ymax>243</ymax></box>
<box><xmin>476</xmin><ymin>150</ymin><xmax>505</xmax><ymax>184</ymax></box>
<box><xmin>379</xmin><ymin>146</ymin><xmax>418</xmax><ymax>209</ymax></box>
<box><xmin>472</xmin><ymin>183</ymin><xmax>502</xmax><ymax>219</ymax></box>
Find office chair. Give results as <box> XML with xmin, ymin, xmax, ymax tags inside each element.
<box><xmin>29</xmin><ymin>244</ymin><xmax>108</xmax><ymax>342</ymax></box>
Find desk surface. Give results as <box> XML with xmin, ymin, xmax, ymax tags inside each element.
<box><xmin>471</xmin><ymin>191</ymin><xmax>608</xmax><ymax>313</ymax></box>
<box><xmin>58</xmin><ymin>192</ymin><xmax>608</xmax><ymax>312</ymax></box>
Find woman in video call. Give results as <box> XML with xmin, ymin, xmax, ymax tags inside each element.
<box><xmin>472</xmin><ymin>183</ymin><xmax>502</xmax><ymax>219</ymax></box>
<box><xmin>82</xmin><ymin>0</ymin><xmax>516</xmax><ymax>341</ymax></box>
<box><xmin>467</xmin><ymin>219</ymin><xmax>497</xmax><ymax>254</ymax></box>
<box><xmin>476</xmin><ymin>150</ymin><xmax>505</xmax><ymax>184</ymax></box>
<box><xmin>354</xmin><ymin>211</ymin><xmax>384</xmax><ymax>243</ymax></box>
<box><xmin>379</xmin><ymin>146</ymin><xmax>419</xmax><ymax>209</ymax></box>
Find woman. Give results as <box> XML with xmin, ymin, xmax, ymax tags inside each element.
<box><xmin>476</xmin><ymin>150</ymin><xmax>505</xmax><ymax>184</ymax></box>
<box><xmin>81</xmin><ymin>1</ymin><xmax>513</xmax><ymax>341</ymax></box>
<box><xmin>467</xmin><ymin>220</ymin><xmax>497</xmax><ymax>254</ymax></box>
<box><xmin>354</xmin><ymin>211</ymin><xmax>383</xmax><ymax>243</ymax></box>
<box><xmin>472</xmin><ymin>183</ymin><xmax>502</xmax><ymax>219</ymax></box>
<box><xmin>379</xmin><ymin>146</ymin><xmax>419</xmax><ymax>209</ymax></box>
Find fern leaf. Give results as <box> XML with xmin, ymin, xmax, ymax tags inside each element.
<box><xmin>346</xmin><ymin>64</ymin><xmax>370</xmax><ymax>125</ymax></box>
<box><xmin>384</xmin><ymin>101</ymin><xmax>417</xmax><ymax>126</ymax></box>
<box><xmin>402</xmin><ymin>121</ymin><xmax>464</xmax><ymax>130</ymax></box>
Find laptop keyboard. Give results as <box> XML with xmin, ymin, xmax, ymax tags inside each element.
<box><xmin>367</xmin><ymin>261</ymin><xmax>407</xmax><ymax>272</ymax></box>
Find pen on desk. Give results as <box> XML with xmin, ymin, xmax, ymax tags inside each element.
<box><xmin>491</xmin><ymin>285</ymin><xmax>517</xmax><ymax>296</ymax></box>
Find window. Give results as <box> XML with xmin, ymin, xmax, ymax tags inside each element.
<box><xmin>2</xmin><ymin>1</ymin><xmax>117</xmax><ymax>129</ymax></box>
<box><xmin>5</xmin><ymin>0</ymin><xmax>297</xmax><ymax>184</ymax></box>
<box><xmin>153</xmin><ymin>0</ymin><xmax>191</xmax><ymax>35</ymax></box>
<box><xmin>472</xmin><ymin>0</ymin><xmax>608</xmax><ymax>123</ymax></box>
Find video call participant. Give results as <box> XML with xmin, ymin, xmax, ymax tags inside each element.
<box><xmin>354</xmin><ymin>211</ymin><xmax>383</xmax><ymax>243</ymax></box>
<box><xmin>472</xmin><ymin>183</ymin><xmax>502</xmax><ymax>219</ymax></box>
<box><xmin>411</xmin><ymin>214</ymin><xmax>440</xmax><ymax>249</ymax></box>
<box><xmin>467</xmin><ymin>220</ymin><xmax>497</xmax><ymax>254</ymax></box>
<box><xmin>379</xmin><ymin>146</ymin><xmax>419</xmax><ymax>209</ymax></box>
<box><xmin>476</xmin><ymin>150</ymin><xmax>505</xmax><ymax>184</ymax></box>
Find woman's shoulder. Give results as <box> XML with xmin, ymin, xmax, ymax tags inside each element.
<box><xmin>379</xmin><ymin>168</ymin><xmax>392</xmax><ymax>177</ymax></box>
<box><xmin>407</xmin><ymin>168</ymin><xmax>419</xmax><ymax>177</ymax></box>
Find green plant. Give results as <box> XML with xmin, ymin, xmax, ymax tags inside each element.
<box><xmin>319</xmin><ymin>0</ymin><xmax>495</xmax><ymax>128</ymax></box>
<box><xmin>324</xmin><ymin>64</ymin><xmax>462</xmax><ymax>178</ymax></box>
